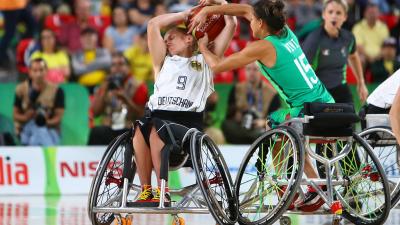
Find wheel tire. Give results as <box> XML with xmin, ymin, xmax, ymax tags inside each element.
<box><xmin>359</xmin><ymin>126</ymin><xmax>400</xmax><ymax>208</ymax></box>
<box><xmin>88</xmin><ymin>131</ymin><xmax>135</xmax><ymax>225</ymax></box>
<box><xmin>235</xmin><ymin>126</ymin><xmax>304</xmax><ymax>225</ymax></box>
<box><xmin>191</xmin><ymin>133</ymin><xmax>238</xmax><ymax>225</ymax></box>
<box><xmin>335</xmin><ymin>133</ymin><xmax>391</xmax><ymax>225</ymax></box>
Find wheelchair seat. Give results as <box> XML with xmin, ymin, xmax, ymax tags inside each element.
<box><xmin>302</xmin><ymin>102</ymin><xmax>360</xmax><ymax>137</ymax></box>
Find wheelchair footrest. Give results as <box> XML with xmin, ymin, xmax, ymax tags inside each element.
<box><xmin>127</xmin><ymin>201</ymin><xmax>171</xmax><ymax>207</ymax></box>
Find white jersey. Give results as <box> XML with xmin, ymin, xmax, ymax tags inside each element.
<box><xmin>148</xmin><ymin>54</ymin><xmax>214</xmax><ymax>112</ymax></box>
<box><xmin>367</xmin><ymin>70</ymin><xmax>400</xmax><ymax>109</ymax></box>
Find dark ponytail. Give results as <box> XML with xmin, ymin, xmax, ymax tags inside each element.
<box><xmin>253</xmin><ymin>0</ymin><xmax>286</xmax><ymax>34</ymax></box>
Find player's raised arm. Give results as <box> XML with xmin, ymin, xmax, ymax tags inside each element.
<box><xmin>188</xmin><ymin>3</ymin><xmax>253</xmax><ymax>33</ymax></box>
<box><xmin>147</xmin><ymin>10</ymin><xmax>190</xmax><ymax>75</ymax></box>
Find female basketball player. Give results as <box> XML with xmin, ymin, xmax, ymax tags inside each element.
<box><xmin>132</xmin><ymin>1</ymin><xmax>236</xmax><ymax>206</ymax></box>
<box><xmin>189</xmin><ymin>0</ymin><xmax>334</xmax><ymax>209</ymax></box>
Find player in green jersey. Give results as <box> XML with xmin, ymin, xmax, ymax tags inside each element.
<box><xmin>189</xmin><ymin>0</ymin><xmax>334</xmax><ymax>208</ymax></box>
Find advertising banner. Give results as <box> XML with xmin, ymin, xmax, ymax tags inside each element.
<box><xmin>0</xmin><ymin>147</ymin><xmax>45</xmax><ymax>195</ymax></box>
<box><xmin>0</xmin><ymin>145</ymin><xmax>398</xmax><ymax>195</ymax></box>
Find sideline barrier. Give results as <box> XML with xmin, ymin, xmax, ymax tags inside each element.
<box><xmin>1</xmin><ymin>144</ymin><xmax>398</xmax><ymax>195</ymax></box>
<box><xmin>0</xmin><ymin>145</ymin><xmax>248</xmax><ymax>195</ymax></box>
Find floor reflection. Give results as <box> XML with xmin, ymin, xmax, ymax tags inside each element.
<box><xmin>1</xmin><ymin>196</ymin><xmax>399</xmax><ymax>225</ymax></box>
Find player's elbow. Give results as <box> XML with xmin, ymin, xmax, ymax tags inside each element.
<box><xmin>147</xmin><ymin>18</ymin><xmax>160</xmax><ymax>30</ymax></box>
<box><xmin>225</xmin><ymin>15</ymin><xmax>238</xmax><ymax>28</ymax></box>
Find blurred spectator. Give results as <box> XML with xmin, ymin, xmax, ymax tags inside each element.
<box><xmin>13</xmin><ymin>58</ymin><xmax>65</xmax><ymax>146</ymax></box>
<box><xmin>342</xmin><ymin>0</ymin><xmax>360</xmax><ymax>30</ymax></box>
<box><xmin>352</xmin><ymin>1</ymin><xmax>389</xmax><ymax>66</ymax></box>
<box><xmin>287</xmin><ymin>0</ymin><xmax>323</xmax><ymax>33</ymax></box>
<box><xmin>71</xmin><ymin>27</ymin><xmax>112</xmax><ymax>94</ymax></box>
<box><xmin>43</xmin><ymin>3</ymin><xmax>74</xmax><ymax>35</ymax></box>
<box><xmin>124</xmin><ymin>30</ymin><xmax>153</xmax><ymax>82</ymax></box>
<box><xmin>0</xmin><ymin>0</ymin><xmax>37</xmax><ymax>69</ymax></box>
<box><xmin>370</xmin><ymin>37</ymin><xmax>400</xmax><ymax>83</ymax></box>
<box><xmin>389</xmin><ymin>16</ymin><xmax>400</xmax><ymax>55</ymax></box>
<box><xmin>168</xmin><ymin>0</ymin><xmax>196</xmax><ymax>13</ymax></box>
<box><xmin>221</xmin><ymin>63</ymin><xmax>280</xmax><ymax>144</ymax></box>
<box><xmin>30</xmin><ymin>28</ymin><xmax>70</xmax><ymax>84</ymax></box>
<box><xmin>103</xmin><ymin>6</ymin><xmax>141</xmax><ymax>53</ymax></box>
<box><xmin>128</xmin><ymin>0</ymin><xmax>166</xmax><ymax>26</ymax></box>
<box><xmin>111</xmin><ymin>0</ymin><xmax>134</xmax><ymax>10</ymax></box>
<box><xmin>57</xmin><ymin>0</ymin><xmax>105</xmax><ymax>53</ymax></box>
<box><xmin>88</xmin><ymin>52</ymin><xmax>148</xmax><ymax>145</ymax></box>
<box><xmin>303</xmin><ymin>0</ymin><xmax>368</xmax><ymax>103</ymax></box>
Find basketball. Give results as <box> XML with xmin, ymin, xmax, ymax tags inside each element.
<box><xmin>187</xmin><ymin>5</ymin><xmax>225</xmax><ymax>41</ymax></box>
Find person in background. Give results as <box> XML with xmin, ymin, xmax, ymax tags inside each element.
<box><xmin>13</xmin><ymin>58</ymin><xmax>65</xmax><ymax>146</ymax></box>
<box><xmin>0</xmin><ymin>0</ymin><xmax>37</xmax><ymax>69</ymax></box>
<box><xmin>222</xmin><ymin>62</ymin><xmax>280</xmax><ymax>144</ymax></box>
<box><xmin>302</xmin><ymin>0</ymin><xmax>368</xmax><ymax>103</ymax></box>
<box><xmin>286</xmin><ymin>0</ymin><xmax>322</xmax><ymax>33</ymax></box>
<box><xmin>128</xmin><ymin>0</ymin><xmax>166</xmax><ymax>26</ymax></box>
<box><xmin>124</xmin><ymin>29</ymin><xmax>153</xmax><ymax>82</ymax></box>
<box><xmin>103</xmin><ymin>6</ymin><xmax>141</xmax><ymax>53</ymax></box>
<box><xmin>71</xmin><ymin>27</ymin><xmax>112</xmax><ymax>94</ymax></box>
<box><xmin>370</xmin><ymin>37</ymin><xmax>400</xmax><ymax>83</ymax></box>
<box><xmin>88</xmin><ymin>52</ymin><xmax>148</xmax><ymax>145</ymax></box>
<box><xmin>58</xmin><ymin>0</ymin><xmax>102</xmax><ymax>53</ymax></box>
<box><xmin>352</xmin><ymin>1</ymin><xmax>389</xmax><ymax>67</ymax></box>
<box><xmin>31</xmin><ymin>28</ymin><xmax>71</xmax><ymax>84</ymax></box>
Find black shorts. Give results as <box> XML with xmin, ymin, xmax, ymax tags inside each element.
<box><xmin>328</xmin><ymin>84</ymin><xmax>353</xmax><ymax>104</ymax></box>
<box><xmin>136</xmin><ymin>109</ymin><xmax>204</xmax><ymax>148</ymax></box>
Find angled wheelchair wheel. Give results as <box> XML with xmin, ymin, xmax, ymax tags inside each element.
<box><xmin>191</xmin><ymin>132</ymin><xmax>238</xmax><ymax>225</ymax></box>
<box><xmin>234</xmin><ymin>126</ymin><xmax>304</xmax><ymax>225</ymax></box>
<box><xmin>359</xmin><ymin>126</ymin><xmax>400</xmax><ymax>208</ymax></box>
<box><xmin>333</xmin><ymin>133</ymin><xmax>390</xmax><ymax>225</ymax></box>
<box><xmin>88</xmin><ymin>131</ymin><xmax>135</xmax><ymax>225</ymax></box>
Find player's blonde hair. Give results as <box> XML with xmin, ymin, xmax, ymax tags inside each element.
<box><xmin>323</xmin><ymin>0</ymin><xmax>348</xmax><ymax>12</ymax></box>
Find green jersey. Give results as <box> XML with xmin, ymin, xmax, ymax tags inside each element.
<box><xmin>257</xmin><ymin>26</ymin><xmax>334</xmax><ymax>108</ymax></box>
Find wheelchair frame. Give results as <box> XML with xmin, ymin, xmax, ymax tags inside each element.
<box><xmin>88</xmin><ymin>127</ymin><xmax>238</xmax><ymax>225</ymax></box>
<box><xmin>235</xmin><ymin>115</ymin><xmax>391</xmax><ymax>225</ymax></box>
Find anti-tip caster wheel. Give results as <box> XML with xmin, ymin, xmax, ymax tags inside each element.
<box><xmin>280</xmin><ymin>216</ymin><xmax>291</xmax><ymax>225</ymax></box>
<box><xmin>332</xmin><ymin>216</ymin><xmax>342</xmax><ymax>225</ymax></box>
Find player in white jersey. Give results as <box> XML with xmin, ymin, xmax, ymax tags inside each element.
<box><xmin>132</xmin><ymin>1</ymin><xmax>236</xmax><ymax>206</ymax></box>
<box><xmin>360</xmin><ymin>70</ymin><xmax>400</xmax><ymax>128</ymax></box>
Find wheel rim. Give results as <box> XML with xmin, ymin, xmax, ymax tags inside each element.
<box><xmin>333</xmin><ymin>138</ymin><xmax>389</xmax><ymax>223</ymax></box>
<box><xmin>193</xmin><ymin>134</ymin><xmax>236</xmax><ymax>224</ymax></box>
<box><xmin>359</xmin><ymin>127</ymin><xmax>400</xmax><ymax>207</ymax></box>
<box><xmin>236</xmin><ymin>129</ymin><xmax>301</xmax><ymax>224</ymax></box>
<box><xmin>90</xmin><ymin>134</ymin><xmax>131</xmax><ymax>225</ymax></box>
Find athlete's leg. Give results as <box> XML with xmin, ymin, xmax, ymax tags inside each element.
<box><xmin>133</xmin><ymin>127</ymin><xmax>152</xmax><ymax>186</ymax></box>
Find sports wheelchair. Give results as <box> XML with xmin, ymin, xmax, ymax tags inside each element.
<box><xmin>234</xmin><ymin>102</ymin><xmax>391</xmax><ymax>225</ymax></box>
<box><xmin>359</xmin><ymin>113</ymin><xmax>400</xmax><ymax>208</ymax></box>
<box><xmin>87</xmin><ymin>127</ymin><xmax>238</xmax><ymax>225</ymax></box>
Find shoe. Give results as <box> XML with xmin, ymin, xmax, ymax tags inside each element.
<box><xmin>128</xmin><ymin>186</ymin><xmax>159</xmax><ymax>207</ymax></box>
<box><xmin>298</xmin><ymin>185</ymin><xmax>325</xmax><ymax>212</ymax></box>
<box><xmin>136</xmin><ymin>187</ymin><xmax>154</xmax><ymax>202</ymax></box>
<box><xmin>153</xmin><ymin>187</ymin><xmax>171</xmax><ymax>207</ymax></box>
